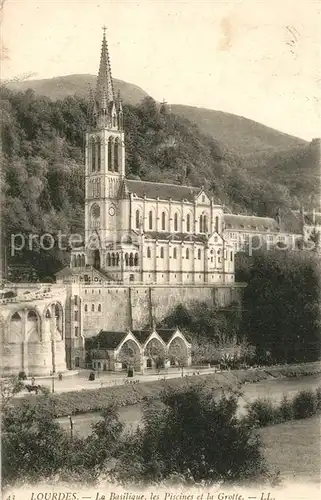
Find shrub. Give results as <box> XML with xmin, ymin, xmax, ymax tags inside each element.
<box><xmin>278</xmin><ymin>395</ymin><xmax>294</xmax><ymax>422</ymax></box>
<box><xmin>246</xmin><ymin>397</ymin><xmax>279</xmax><ymax>427</ymax></box>
<box><xmin>18</xmin><ymin>371</ymin><xmax>27</xmax><ymax>380</ymax></box>
<box><xmin>113</xmin><ymin>384</ymin><xmax>268</xmax><ymax>485</ymax></box>
<box><xmin>292</xmin><ymin>390</ymin><xmax>316</xmax><ymax>419</ymax></box>
<box><xmin>315</xmin><ymin>387</ymin><xmax>321</xmax><ymax>411</ymax></box>
<box><xmin>88</xmin><ymin>372</ymin><xmax>95</xmax><ymax>381</ymax></box>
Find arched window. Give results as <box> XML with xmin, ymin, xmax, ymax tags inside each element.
<box><xmin>81</xmin><ymin>255</ymin><xmax>86</xmax><ymax>267</ymax></box>
<box><xmin>108</xmin><ymin>137</ymin><xmax>113</xmax><ymax>171</ymax></box>
<box><xmin>203</xmin><ymin>215</ymin><xmax>208</xmax><ymax>233</ymax></box>
<box><xmin>92</xmin><ymin>304</ymin><xmax>95</xmax><ymax>312</ymax></box>
<box><xmin>149</xmin><ymin>211</ymin><xmax>153</xmax><ymax>230</ymax></box>
<box><xmin>72</xmin><ymin>255</ymin><xmax>77</xmax><ymax>267</ymax></box>
<box><xmin>199</xmin><ymin>215</ymin><xmax>203</xmax><ymax>233</ymax></box>
<box><xmin>85</xmin><ymin>304</ymin><xmax>88</xmax><ymax>312</ymax></box>
<box><xmin>134</xmin><ymin>253</ymin><xmax>139</xmax><ymax>266</ymax></box>
<box><xmin>112</xmin><ymin>115</ymin><xmax>116</xmax><ymax>128</ymax></box>
<box><xmin>136</xmin><ymin>210</ymin><xmax>140</xmax><ymax>229</ymax></box>
<box><xmin>107</xmin><ymin>253</ymin><xmax>111</xmax><ymax>267</ymax></box>
<box><xmin>174</xmin><ymin>213</ymin><xmax>178</xmax><ymax>231</ymax></box>
<box><xmin>147</xmin><ymin>247</ymin><xmax>151</xmax><ymax>258</ymax></box>
<box><xmin>114</xmin><ymin>138</ymin><xmax>119</xmax><ymax>172</ymax></box>
<box><xmin>11</xmin><ymin>312</ymin><xmax>21</xmax><ymax>321</ymax></box>
<box><xmin>230</xmin><ymin>251</ymin><xmax>233</xmax><ymax>262</ymax></box>
<box><xmin>129</xmin><ymin>253</ymin><xmax>134</xmax><ymax>267</ymax></box>
<box><xmin>91</xmin><ymin>138</ymin><xmax>96</xmax><ymax>171</ymax></box>
<box><xmin>111</xmin><ymin>253</ymin><xmax>115</xmax><ymax>266</ymax></box>
<box><xmin>96</xmin><ymin>138</ymin><xmax>101</xmax><ymax>171</ymax></box>
<box><xmin>186</xmin><ymin>248</ymin><xmax>189</xmax><ymax>259</ymax></box>
<box><xmin>125</xmin><ymin>253</ymin><xmax>129</xmax><ymax>266</ymax></box>
<box><xmin>162</xmin><ymin>212</ymin><xmax>166</xmax><ymax>230</ymax></box>
<box><xmin>116</xmin><ymin>254</ymin><xmax>120</xmax><ymax>266</ymax></box>
<box><xmin>215</xmin><ymin>216</ymin><xmax>219</xmax><ymax>233</ymax></box>
<box><xmin>77</xmin><ymin>255</ymin><xmax>81</xmax><ymax>268</ymax></box>
<box><xmin>198</xmin><ymin>248</ymin><xmax>201</xmax><ymax>260</ymax></box>
<box><xmin>98</xmin><ymin>304</ymin><xmax>101</xmax><ymax>312</ymax></box>
<box><xmin>119</xmin><ymin>111</ymin><xmax>123</xmax><ymax>130</ymax></box>
<box><xmin>186</xmin><ymin>214</ymin><xmax>191</xmax><ymax>232</ymax></box>
<box><xmin>160</xmin><ymin>247</ymin><xmax>164</xmax><ymax>258</ymax></box>
<box><xmin>173</xmin><ymin>248</ymin><xmax>177</xmax><ymax>259</ymax></box>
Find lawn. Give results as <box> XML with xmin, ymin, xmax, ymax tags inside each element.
<box><xmin>260</xmin><ymin>415</ymin><xmax>321</xmax><ymax>483</ymax></box>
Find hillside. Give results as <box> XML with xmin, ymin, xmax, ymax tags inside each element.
<box><xmin>8</xmin><ymin>74</ymin><xmax>149</xmax><ymax>106</ymax></box>
<box><xmin>171</xmin><ymin>104</ymin><xmax>307</xmax><ymax>156</ymax></box>
<box><xmin>8</xmin><ymin>74</ymin><xmax>308</xmax><ymax>159</ymax></box>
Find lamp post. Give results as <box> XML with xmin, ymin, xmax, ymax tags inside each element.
<box><xmin>67</xmin><ymin>414</ymin><xmax>74</xmax><ymax>441</ymax></box>
<box><xmin>51</xmin><ymin>371</ymin><xmax>55</xmax><ymax>393</ymax></box>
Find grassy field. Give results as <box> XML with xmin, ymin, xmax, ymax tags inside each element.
<box><xmin>261</xmin><ymin>415</ymin><xmax>320</xmax><ymax>483</ymax></box>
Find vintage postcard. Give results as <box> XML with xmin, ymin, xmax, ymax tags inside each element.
<box><xmin>0</xmin><ymin>1</ymin><xmax>320</xmax><ymax>500</ymax></box>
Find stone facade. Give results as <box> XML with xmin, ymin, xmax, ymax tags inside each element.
<box><xmin>0</xmin><ymin>285</ymin><xmax>67</xmax><ymax>377</ymax></box>
<box><xmin>66</xmin><ymin>31</ymin><xmax>235</xmax><ymax>286</ymax></box>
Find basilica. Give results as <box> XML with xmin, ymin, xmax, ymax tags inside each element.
<box><xmin>69</xmin><ymin>30</ymin><xmax>235</xmax><ymax>286</ymax></box>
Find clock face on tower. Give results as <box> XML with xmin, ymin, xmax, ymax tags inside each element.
<box><xmin>109</xmin><ymin>206</ymin><xmax>116</xmax><ymax>216</ymax></box>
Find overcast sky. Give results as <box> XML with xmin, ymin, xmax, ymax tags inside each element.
<box><xmin>2</xmin><ymin>0</ymin><xmax>320</xmax><ymax>140</ymax></box>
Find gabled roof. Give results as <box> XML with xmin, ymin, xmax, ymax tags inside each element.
<box><xmin>124</xmin><ymin>179</ymin><xmax>202</xmax><ymax>202</ymax></box>
<box><xmin>144</xmin><ymin>232</ymin><xmax>207</xmax><ymax>243</ymax></box>
<box><xmin>156</xmin><ymin>329</ymin><xmax>177</xmax><ymax>343</ymax></box>
<box><xmin>223</xmin><ymin>214</ymin><xmax>279</xmax><ymax>232</ymax></box>
<box><xmin>90</xmin><ymin>330</ymin><xmax>128</xmax><ymax>349</ymax></box>
<box><xmin>131</xmin><ymin>330</ymin><xmax>152</xmax><ymax>344</ymax></box>
<box><xmin>55</xmin><ymin>267</ymin><xmax>73</xmax><ymax>277</ymax></box>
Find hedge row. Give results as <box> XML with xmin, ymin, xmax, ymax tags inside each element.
<box><xmin>245</xmin><ymin>387</ymin><xmax>321</xmax><ymax>427</ymax></box>
<box><xmin>12</xmin><ymin>362</ymin><xmax>321</xmax><ymax>418</ymax></box>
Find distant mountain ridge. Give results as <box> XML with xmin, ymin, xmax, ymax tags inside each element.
<box><xmin>8</xmin><ymin>74</ymin><xmax>149</xmax><ymax>106</ymax></box>
<box><xmin>8</xmin><ymin>73</ymin><xmax>308</xmax><ymax>157</ymax></box>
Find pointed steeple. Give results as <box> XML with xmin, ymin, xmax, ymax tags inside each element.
<box><xmin>97</xmin><ymin>26</ymin><xmax>115</xmax><ymax>103</ymax></box>
<box><xmin>93</xmin><ymin>26</ymin><xmax>119</xmax><ymax>128</ymax></box>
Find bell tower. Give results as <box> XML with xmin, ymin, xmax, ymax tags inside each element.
<box><xmin>85</xmin><ymin>27</ymin><xmax>125</xmax><ymax>269</ymax></box>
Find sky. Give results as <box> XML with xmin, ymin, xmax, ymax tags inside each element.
<box><xmin>1</xmin><ymin>0</ymin><xmax>321</xmax><ymax>140</ymax></box>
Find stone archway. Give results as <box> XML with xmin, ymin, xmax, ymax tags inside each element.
<box><xmin>167</xmin><ymin>336</ymin><xmax>189</xmax><ymax>372</ymax></box>
<box><xmin>144</xmin><ymin>337</ymin><xmax>166</xmax><ymax>370</ymax></box>
<box><xmin>117</xmin><ymin>338</ymin><xmax>141</xmax><ymax>372</ymax></box>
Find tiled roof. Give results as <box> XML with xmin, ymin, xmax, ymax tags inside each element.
<box><xmin>157</xmin><ymin>329</ymin><xmax>176</xmax><ymax>343</ymax></box>
<box><xmin>224</xmin><ymin>214</ymin><xmax>279</xmax><ymax>232</ymax></box>
<box><xmin>91</xmin><ymin>331</ymin><xmax>128</xmax><ymax>349</ymax></box>
<box><xmin>144</xmin><ymin>232</ymin><xmax>207</xmax><ymax>243</ymax></box>
<box><xmin>124</xmin><ymin>179</ymin><xmax>202</xmax><ymax>202</ymax></box>
<box><xmin>55</xmin><ymin>267</ymin><xmax>73</xmax><ymax>277</ymax></box>
<box><xmin>131</xmin><ymin>330</ymin><xmax>152</xmax><ymax>344</ymax></box>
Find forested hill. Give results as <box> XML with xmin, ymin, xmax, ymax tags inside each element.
<box><xmin>0</xmin><ymin>87</ymin><xmax>318</xmax><ymax>277</ymax></box>
<box><xmin>8</xmin><ymin>74</ymin><xmax>149</xmax><ymax>106</ymax></box>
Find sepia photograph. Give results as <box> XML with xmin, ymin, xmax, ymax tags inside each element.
<box><xmin>0</xmin><ymin>1</ymin><xmax>320</xmax><ymax>499</ymax></box>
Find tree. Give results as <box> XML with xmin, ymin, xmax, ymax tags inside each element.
<box><xmin>114</xmin><ymin>384</ymin><xmax>268</xmax><ymax>485</ymax></box>
<box><xmin>241</xmin><ymin>250</ymin><xmax>321</xmax><ymax>364</ymax></box>
<box><xmin>2</xmin><ymin>397</ymin><xmax>70</xmax><ymax>486</ymax></box>
<box><xmin>144</xmin><ymin>340</ymin><xmax>167</xmax><ymax>373</ymax></box>
<box><xmin>116</xmin><ymin>342</ymin><xmax>141</xmax><ymax>375</ymax></box>
<box><xmin>0</xmin><ymin>376</ymin><xmax>25</xmax><ymax>409</ymax></box>
<box><xmin>168</xmin><ymin>339</ymin><xmax>190</xmax><ymax>376</ymax></box>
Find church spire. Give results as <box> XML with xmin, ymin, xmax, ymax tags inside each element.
<box><xmin>94</xmin><ymin>26</ymin><xmax>117</xmax><ymax>128</ymax></box>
